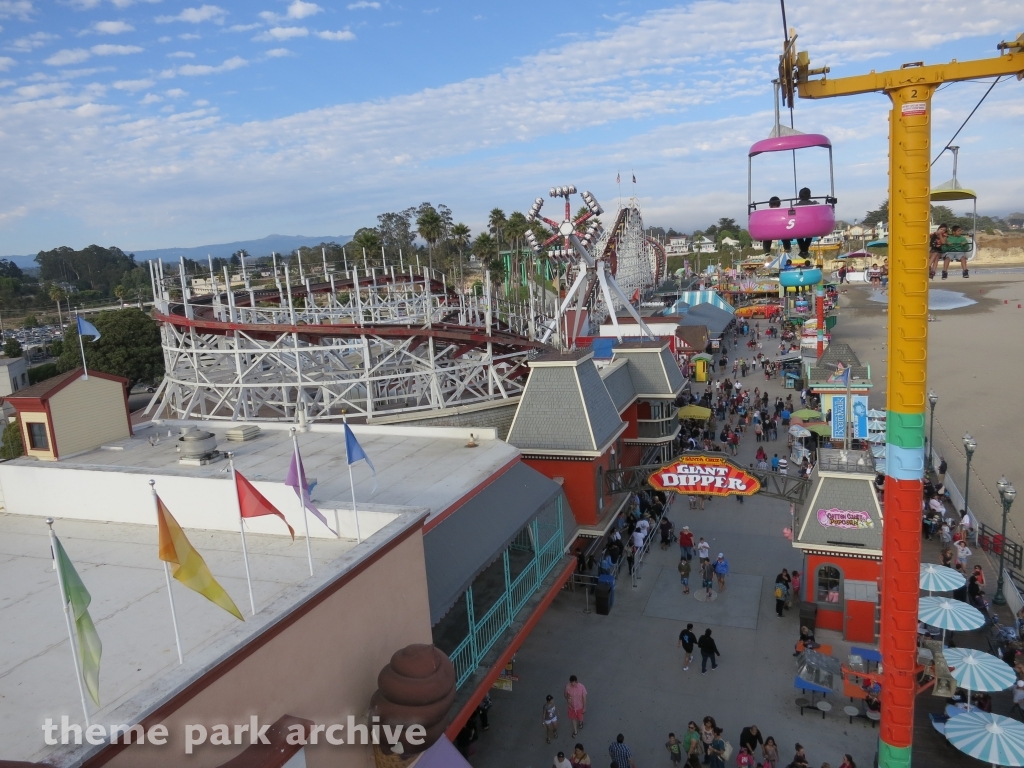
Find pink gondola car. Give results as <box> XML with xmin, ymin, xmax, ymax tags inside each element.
<box><xmin>748</xmin><ymin>134</ymin><xmax>837</xmax><ymax>242</ymax></box>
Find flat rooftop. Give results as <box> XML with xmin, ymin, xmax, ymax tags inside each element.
<box><xmin>0</xmin><ymin>509</ymin><xmax>424</xmax><ymax>764</ymax></box>
<box><xmin>1</xmin><ymin>421</ymin><xmax>518</xmax><ymax>533</ymax></box>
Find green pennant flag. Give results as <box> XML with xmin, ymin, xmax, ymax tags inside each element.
<box><xmin>55</xmin><ymin>536</ymin><xmax>102</xmax><ymax>705</ymax></box>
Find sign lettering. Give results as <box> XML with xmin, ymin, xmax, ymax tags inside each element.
<box><xmin>648</xmin><ymin>455</ymin><xmax>761</xmax><ymax>497</ymax></box>
<box><xmin>817</xmin><ymin>508</ymin><xmax>874</xmax><ymax>529</ymax></box>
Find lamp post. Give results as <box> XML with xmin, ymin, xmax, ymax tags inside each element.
<box><xmin>927</xmin><ymin>390</ymin><xmax>938</xmax><ymax>473</ymax></box>
<box><xmin>992</xmin><ymin>477</ymin><xmax>1016</xmax><ymax>606</ymax></box>
<box><xmin>963</xmin><ymin>433</ymin><xmax>976</xmax><ymax>520</ymax></box>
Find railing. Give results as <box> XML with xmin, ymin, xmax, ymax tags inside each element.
<box><xmin>630</xmin><ymin>497</ymin><xmax>672</xmax><ymax>588</ymax></box>
<box><xmin>448</xmin><ymin>498</ymin><xmax>567</xmax><ymax>690</ymax></box>
<box><xmin>978</xmin><ymin>522</ymin><xmax>1024</xmax><ymax>571</ymax></box>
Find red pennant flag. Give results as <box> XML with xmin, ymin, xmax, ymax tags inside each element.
<box><xmin>235</xmin><ymin>471</ymin><xmax>295</xmax><ymax>540</ymax></box>
<box><xmin>631</xmin><ymin>288</ymin><xmax>640</xmax><ymax>303</ymax></box>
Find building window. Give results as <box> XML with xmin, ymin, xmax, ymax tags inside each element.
<box><xmin>21</xmin><ymin>373</ymin><xmax>27</xmax><ymax>385</ymax></box>
<box><xmin>27</xmin><ymin>422</ymin><xmax>49</xmax><ymax>451</ymax></box>
<box><xmin>596</xmin><ymin>466</ymin><xmax>604</xmax><ymax>511</ymax></box>
<box><xmin>816</xmin><ymin>565</ymin><xmax>842</xmax><ymax>606</ymax></box>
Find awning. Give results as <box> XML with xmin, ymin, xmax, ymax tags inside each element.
<box><xmin>423</xmin><ymin>462</ymin><xmax>563</xmax><ymax>625</ymax></box>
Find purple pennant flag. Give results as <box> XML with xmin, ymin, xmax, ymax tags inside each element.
<box><xmin>286</xmin><ymin>448</ymin><xmax>337</xmax><ymax>536</ymax></box>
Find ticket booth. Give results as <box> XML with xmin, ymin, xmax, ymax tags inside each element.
<box><xmin>691</xmin><ymin>353</ymin><xmax>712</xmax><ymax>383</ymax></box>
<box><xmin>792</xmin><ymin>448</ymin><xmax>882</xmax><ymax>643</ymax></box>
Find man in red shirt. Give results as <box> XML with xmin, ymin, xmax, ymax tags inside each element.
<box><xmin>564</xmin><ymin>675</ymin><xmax>587</xmax><ymax>737</ymax></box>
<box><xmin>679</xmin><ymin>526</ymin><xmax>694</xmax><ymax>561</ymax></box>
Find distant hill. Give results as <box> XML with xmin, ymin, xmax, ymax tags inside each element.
<box><xmin>2</xmin><ymin>233</ymin><xmax>352</xmax><ymax>270</ymax></box>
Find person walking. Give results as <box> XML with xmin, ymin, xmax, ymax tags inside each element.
<box><xmin>774</xmin><ymin>579</ymin><xmax>786</xmax><ymax>618</ymax></box>
<box><xmin>666</xmin><ymin>733</ymin><xmax>684</xmax><ymax>766</ymax></box>
<box><xmin>790</xmin><ymin>570</ymin><xmax>802</xmax><ymax>605</ymax></box>
<box><xmin>570</xmin><ymin>744</ymin><xmax>592</xmax><ymax>768</ymax></box>
<box><xmin>700</xmin><ymin>718</ymin><xmax>716</xmax><ymax>765</ymax></box>
<box><xmin>681</xmin><ymin>722</ymin><xmax>701</xmax><ymax>761</ymax></box>
<box><xmin>709</xmin><ymin>727</ymin><xmax>726</xmax><ymax>768</ymax></box>
<box><xmin>697</xmin><ymin>628</ymin><xmax>720</xmax><ymax>673</ymax></box>
<box><xmin>608</xmin><ymin>734</ymin><xmax>636</xmax><ymax>768</ymax></box>
<box><xmin>761</xmin><ymin>736</ymin><xmax>779</xmax><ymax>768</ymax></box>
<box><xmin>542</xmin><ymin>695</ymin><xmax>558</xmax><ymax>743</ymax></box>
<box><xmin>778</xmin><ymin>455</ymin><xmax>789</xmax><ymax>475</ymax></box>
<box><xmin>701</xmin><ymin>559</ymin><xmax>715</xmax><ymax>600</ymax></box>
<box><xmin>678</xmin><ymin>623</ymin><xmax>698</xmax><ymax>670</ymax></box>
<box><xmin>697</xmin><ymin>537</ymin><xmax>710</xmax><ymax>561</ymax></box>
<box><xmin>554</xmin><ymin>751</ymin><xmax>573</xmax><ymax>768</ymax></box>
<box><xmin>714</xmin><ymin>553</ymin><xmax>729</xmax><ymax>591</ymax></box>
<box><xmin>679</xmin><ymin>526</ymin><xmax>694</xmax><ymax>560</ymax></box>
<box><xmin>564</xmin><ymin>675</ymin><xmax>587</xmax><ymax>737</ymax></box>
<box><xmin>739</xmin><ymin>725</ymin><xmax>763</xmax><ymax>755</ymax></box>
<box><xmin>678</xmin><ymin>557</ymin><xmax>691</xmax><ymax>594</ymax></box>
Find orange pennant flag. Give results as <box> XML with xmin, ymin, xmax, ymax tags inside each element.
<box><xmin>235</xmin><ymin>470</ymin><xmax>295</xmax><ymax>540</ymax></box>
<box><xmin>156</xmin><ymin>496</ymin><xmax>244</xmax><ymax>621</ymax></box>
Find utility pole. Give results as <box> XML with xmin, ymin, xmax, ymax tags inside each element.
<box><xmin>787</xmin><ymin>31</ymin><xmax>1024</xmax><ymax>768</ymax></box>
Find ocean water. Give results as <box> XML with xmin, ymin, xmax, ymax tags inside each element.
<box><xmin>867</xmin><ymin>288</ymin><xmax>977</xmax><ymax>310</ymax></box>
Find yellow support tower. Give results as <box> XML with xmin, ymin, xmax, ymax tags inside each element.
<box><xmin>788</xmin><ymin>32</ymin><xmax>1023</xmax><ymax>768</ymax></box>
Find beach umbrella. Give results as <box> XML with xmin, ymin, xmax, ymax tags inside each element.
<box><xmin>791</xmin><ymin>409</ymin><xmax>822</xmax><ymax>420</ymax></box>
<box><xmin>868</xmin><ymin>420</ymin><xmax>887</xmax><ymax>431</ymax></box>
<box><xmin>944</xmin><ymin>648</ymin><xmax>1017</xmax><ymax>699</ymax></box>
<box><xmin>945</xmin><ymin>710</ymin><xmax>1024</xmax><ymax>766</ymax></box>
<box><xmin>678</xmin><ymin>404</ymin><xmax>712</xmax><ymax>420</ymax></box>
<box><xmin>920</xmin><ymin>563</ymin><xmax>967</xmax><ymax>594</ymax></box>
<box><xmin>868</xmin><ymin>432</ymin><xmax>887</xmax><ymax>444</ymax></box>
<box><xmin>871</xmin><ymin>445</ymin><xmax>886</xmax><ymax>459</ymax></box>
<box><xmin>919</xmin><ymin>596</ymin><xmax>985</xmax><ymax>632</ymax></box>
<box><xmin>789</xmin><ymin>425</ymin><xmax>811</xmax><ymax>438</ymax></box>
<box><xmin>803</xmin><ymin>422</ymin><xmax>832</xmax><ymax>437</ymax></box>
<box><xmin>867</xmin><ymin>409</ymin><xmax>885</xmax><ymax>418</ymax></box>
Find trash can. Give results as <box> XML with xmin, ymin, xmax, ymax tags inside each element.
<box><xmin>799</xmin><ymin>601</ymin><xmax>818</xmax><ymax>633</ymax></box>
<box><xmin>596</xmin><ymin>574</ymin><xmax>615</xmax><ymax>615</ymax></box>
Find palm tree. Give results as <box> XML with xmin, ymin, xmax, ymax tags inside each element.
<box><xmin>472</xmin><ymin>233</ymin><xmax>499</xmax><ymax>283</ymax></box>
<box><xmin>49</xmin><ymin>284</ymin><xmax>66</xmax><ymax>330</ymax></box>
<box><xmin>504</xmin><ymin>212</ymin><xmax>529</xmax><ymax>292</ymax></box>
<box><xmin>114</xmin><ymin>285</ymin><xmax>126</xmax><ymax>308</ymax></box>
<box><xmin>416</xmin><ymin>207</ymin><xmax>444</xmax><ymax>275</ymax></box>
<box><xmin>450</xmin><ymin>223</ymin><xmax>472</xmax><ymax>291</ymax></box>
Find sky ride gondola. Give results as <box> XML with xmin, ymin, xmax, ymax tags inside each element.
<box><xmin>931</xmin><ymin>145</ymin><xmax>977</xmax><ymax>262</ymax></box>
<box><xmin>747</xmin><ymin>133</ymin><xmax>838</xmax><ymax>246</ymax></box>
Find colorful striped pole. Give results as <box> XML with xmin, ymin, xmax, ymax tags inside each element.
<box><xmin>815</xmin><ymin>282</ymin><xmax>825</xmax><ymax>358</ymax></box>
<box><xmin>878</xmin><ymin>83</ymin><xmax>934</xmax><ymax>768</ymax></box>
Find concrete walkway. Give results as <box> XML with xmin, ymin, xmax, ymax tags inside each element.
<box><xmin>470</xmin><ymin>337</ymin><xmax>879</xmax><ymax>768</ymax></box>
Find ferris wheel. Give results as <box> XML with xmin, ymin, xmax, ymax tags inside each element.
<box><xmin>525</xmin><ymin>185</ymin><xmax>654</xmax><ymax>342</ymax></box>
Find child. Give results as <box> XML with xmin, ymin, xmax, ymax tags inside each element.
<box><xmin>666</xmin><ymin>733</ymin><xmax>683</xmax><ymax>765</ymax></box>
<box><xmin>542</xmin><ymin>695</ymin><xmax>558</xmax><ymax>744</ymax></box>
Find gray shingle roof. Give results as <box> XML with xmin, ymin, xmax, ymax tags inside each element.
<box><xmin>678</xmin><ymin>304</ymin><xmax>733</xmax><ymax>335</ymax></box>
<box><xmin>507</xmin><ymin>354</ymin><xmax>625</xmax><ymax>453</ymax></box>
<box><xmin>796</xmin><ymin>475</ymin><xmax>883</xmax><ymax>552</ymax></box>
<box><xmin>599</xmin><ymin>359</ymin><xmax>636</xmax><ymax>413</ymax></box>
<box><xmin>614</xmin><ymin>345</ymin><xmax>686</xmax><ymax>397</ymax></box>
<box><xmin>809</xmin><ymin>342</ymin><xmax>870</xmax><ymax>382</ymax></box>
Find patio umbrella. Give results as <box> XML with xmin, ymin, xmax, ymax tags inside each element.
<box><xmin>789</xmin><ymin>425</ymin><xmax>811</xmax><ymax>438</ymax></box>
<box><xmin>867</xmin><ymin>409</ymin><xmax>886</xmax><ymax>418</ymax></box>
<box><xmin>678</xmin><ymin>404</ymin><xmax>712</xmax><ymax>420</ymax></box>
<box><xmin>791</xmin><ymin>409</ymin><xmax>822</xmax><ymax>420</ymax></box>
<box><xmin>871</xmin><ymin>445</ymin><xmax>886</xmax><ymax>459</ymax></box>
<box><xmin>919</xmin><ymin>596</ymin><xmax>985</xmax><ymax>634</ymax></box>
<box><xmin>868</xmin><ymin>432</ymin><xmax>887</xmax><ymax>444</ymax></box>
<box><xmin>868</xmin><ymin>420</ymin><xmax>887</xmax><ymax>431</ymax></box>
<box><xmin>803</xmin><ymin>422</ymin><xmax>832</xmax><ymax>437</ymax></box>
<box><xmin>945</xmin><ymin>710</ymin><xmax>1024</xmax><ymax>766</ymax></box>
<box><xmin>943</xmin><ymin>648</ymin><xmax>1017</xmax><ymax>714</ymax></box>
<box><xmin>920</xmin><ymin>563</ymin><xmax>967</xmax><ymax>594</ymax></box>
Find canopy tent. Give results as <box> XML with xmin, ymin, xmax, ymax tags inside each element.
<box><xmin>791</xmin><ymin>409</ymin><xmax>823</xmax><ymax>421</ymax></box>
<box><xmin>678</xmin><ymin>404</ymin><xmax>713</xmax><ymax>420</ymax></box>
<box><xmin>803</xmin><ymin>422</ymin><xmax>832</xmax><ymax>437</ymax></box>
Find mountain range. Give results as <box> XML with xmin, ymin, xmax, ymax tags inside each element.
<box><xmin>3</xmin><ymin>233</ymin><xmax>353</xmax><ymax>270</ymax></box>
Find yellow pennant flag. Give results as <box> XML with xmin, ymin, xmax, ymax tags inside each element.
<box><xmin>156</xmin><ymin>496</ymin><xmax>244</xmax><ymax>621</ymax></box>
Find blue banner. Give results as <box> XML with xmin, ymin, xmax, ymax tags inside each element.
<box><xmin>852</xmin><ymin>395</ymin><xmax>869</xmax><ymax>439</ymax></box>
<box><xmin>832</xmin><ymin>396</ymin><xmax>847</xmax><ymax>440</ymax></box>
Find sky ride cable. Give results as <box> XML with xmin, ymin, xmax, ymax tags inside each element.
<box><xmin>931</xmin><ymin>76</ymin><xmax>1002</xmax><ymax>166</ymax></box>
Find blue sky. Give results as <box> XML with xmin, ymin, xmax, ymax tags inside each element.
<box><xmin>0</xmin><ymin>0</ymin><xmax>1022</xmax><ymax>254</ymax></box>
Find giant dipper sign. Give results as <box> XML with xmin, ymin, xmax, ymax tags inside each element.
<box><xmin>648</xmin><ymin>455</ymin><xmax>762</xmax><ymax>497</ymax></box>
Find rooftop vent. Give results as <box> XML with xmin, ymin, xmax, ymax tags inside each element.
<box><xmin>177</xmin><ymin>427</ymin><xmax>223</xmax><ymax>466</ymax></box>
<box><xmin>225</xmin><ymin>424</ymin><xmax>261</xmax><ymax>442</ymax></box>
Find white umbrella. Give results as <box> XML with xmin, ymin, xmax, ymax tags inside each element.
<box><xmin>868</xmin><ymin>432</ymin><xmax>887</xmax><ymax>444</ymax></box>
<box><xmin>867</xmin><ymin>409</ymin><xmax>886</xmax><ymax>418</ymax></box>
<box><xmin>944</xmin><ymin>648</ymin><xmax>1016</xmax><ymax>704</ymax></box>
<box><xmin>945</xmin><ymin>710</ymin><xmax>1024</xmax><ymax>766</ymax></box>
<box><xmin>919</xmin><ymin>596</ymin><xmax>985</xmax><ymax>631</ymax></box>
<box><xmin>871</xmin><ymin>445</ymin><xmax>887</xmax><ymax>459</ymax></box>
<box><xmin>920</xmin><ymin>563</ymin><xmax>967</xmax><ymax>594</ymax></box>
<box><xmin>868</xmin><ymin>419</ymin><xmax>887</xmax><ymax>431</ymax></box>
<box><xmin>789</xmin><ymin>425</ymin><xmax>811</xmax><ymax>438</ymax></box>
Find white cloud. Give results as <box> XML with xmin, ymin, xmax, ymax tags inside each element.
<box><xmin>266</xmin><ymin>47</ymin><xmax>293</xmax><ymax>57</ymax></box>
<box><xmin>317</xmin><ymin>29</ymin><xmax>355</xmax><ymax>41</ymax></box>
<box><xmin>91</xmin><ymin>44</ymin><xmax>143</xmax><ymax>55</ymax></box>
<box><xmin>347</xmin><ymin>1</ymin><xmax>380</xmax><ymax>8</ymax></box>
<box><xmin>0</xmin><ymin>1</ymin><xmax>33</xmax><ymax>21</ymax></box>
<box><xmin>168</xmin><ymin>51</ymin><xmax>195</xmax><ymax>58</ymax></box>
<box><xmin>287</xmin><ymin>1</ymin><xmax>322</xmax><ymax>19</ymax></box>
<box><xmin>228</xmin><ymin>23</ymin><xmax>261</xmax><ymax>32</ymax></box>
<box><xmin>254</xmin><ymin>26</ymin><xmax>308</xmax><ymax>41</ymax></box>
<box><xmin>140</xmin><ymin>93</ymin><xmax>162</xmax><ymax>104</ymax></box>
<box><xmin>164</xmin><ymin>87</ymin><xmax>187</xmax><ymax>97</ymax></box>
<box><xmin>193</xmin><ymin>98</ymin><xmax>208</xmax><ymax>106</ymax></box>
<box><xmin>158</xmin><ymin>36</ymin><xmax>172</xmax><ymax>42</ymax></box>
<box><xmin>112</xmin><ymin>78</ymin><xmax>155</xmax><ymax>92</ymax></box>
<box><xmin>93</xmin><ymin>20</ymin><xmax>134</xmax><ymax>35</ymax></box>
<box><xmin>0</xmin><ymin>55</ymin><xmax>15</xmax><ymax>71</ymax></box>
<box><xmin>156</xmin><ymin>5</ymin><xmax>227</xmax><ymax>24</ymax></box>
<box><xmin>7</xmin><ymin>32</ymin><xmax>58</xmax><ymax>52</ymax></box>
<box><xmin>177</xmin><ymin>55</ymin><xmax>246</xmax><ymax>75</ymax></box>
<box><xmin>44</xmin><ymin>49</ymin><xmax>91</xmax><ymax>66</ymax></box>
<box><xmin>179</xmin><ymin>33</ymin><xmax>201</xmax><ymax>40</ymax></box>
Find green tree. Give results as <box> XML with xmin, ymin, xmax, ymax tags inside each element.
<box><xmin>57</xmin><ymin>308</ymin><xmax>163</xmax><ymax>389</ymax></box>
<box><xmin>22</xmin><ymin>315</ymin><xmax>37</xmax><ymax>329</ymax></box>
<box><xmin>488</xmin><ymin>208</ymin><xmax>507</xmax><ymax>249</ymax></box>
<box><xmin>472</xmin><ymin>232</ymin><xmax>500</xmax><ymax>277</ymax></box>
<box><xmin>863</xmin><ymin>200</ymin><xmax>889</xmax><ymax>227</ymax></box>
<box><xmin>351</xmin><ymin>227</ymin><xmax>382</xmax><ymax>254</ymax></box>
<box><xmin>450</xmin><ymin>223</ymin><xmax>472</xmax><ymax>288</ymax></box>
<box><xmin>0</xmin><ymin>420</ymin><xmax>23</xmax><ymax>460</ymax></box>
<box><xmin>48</xmin><ymin>284</ymin><xmax>66</xmax><ymax>328</ymax></box>
<box><xmin>35</xmin><ymin>245</ymin><xmax>136</xmax><ymax>294</ymax></box>
<box><xmin>49</xmin><ymin>338</ymin><xmax>64</xmax><ymax>358</ymax></box>
<box><xmin>717</xmin><ymin>217</ymin><xmax>739</xmax><ymax>233</ymax></box>
<box><xmin>3</xmin><ymin>338</ymin><xmax>22</xmax><ymax>358</ymax></box>
<box><xmin>415</xmin><ymin>205</ymin><xmax>444</xmax><ymax>274</ymax></box>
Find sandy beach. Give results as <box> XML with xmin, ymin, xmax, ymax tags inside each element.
<box><xmin>829</xmin><ymin>270</ymin><xmax>1024</xmax><ymax>541</ymax></box>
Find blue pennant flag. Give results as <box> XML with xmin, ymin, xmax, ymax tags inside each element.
<box><xmin>77</xmin><ymin>316</ymin><xmax>101</xmax><ymax>341</ymax></box>
<box><xmin>344</xmin><ymin>424</ymin><xmax>376</xmax><ymax>474</ymax></box>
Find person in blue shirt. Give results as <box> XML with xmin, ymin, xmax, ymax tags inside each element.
<box><xmin>714</xmin><ymin>554</ymin><xmax>729</xmax><ymax>591</ymax></box>
<box><xmin>771</xmin><ymin>454</ymin><xmax>780</xmax><ymax>472</ymax></box>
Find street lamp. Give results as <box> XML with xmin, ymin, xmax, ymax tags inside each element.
<box><xmin>927</xmin><ymin>390</ymin><xmax>938</xmax><ymax>473</ymax></box>
<box><xmin>963</xmin><ymin>433</ymin><xmax>977</xmax><ymax>522</ymax></box>
<box><xmin>993</xmin><ymin>477</ymin><xmax>1016</xmax><ymax>606</ymax></box>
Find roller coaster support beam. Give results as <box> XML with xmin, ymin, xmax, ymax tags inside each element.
<box><xmin>795</xmin><ymin>33</ymin><xmax>1023</xmax><ymax>768</ymax></box>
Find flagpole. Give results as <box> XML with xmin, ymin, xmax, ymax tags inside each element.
<box><xmin>290</xmin><ymin>429</ymin><xmax>314</xmax><ymax>576</ymax></box>
<box><xmin>343</xmin><ymin>414</ymin><xmax>363</xmax><ymax>544</ymax></box>
<box><xmin>229</xmin><ymin>457</ymin><xmax>257</xmax><ymax>616</ymax></box>
<box><xmin>46</xmin><ymin>518</ymin><xmax>91</xmax><ymax>726</ymax></box>
<box><xmin>151</xmin><ymin>480</ymin><xmax>183</xmax><ymax>664</ymax></box>
<box><xmin>846</xmin><ymin>374</ymin><xmax>851</xmax><ymax>452</ymax></box>
<box><xmin>76</xmin><ymin>315</ymin><xmax>89</xmax><ymax>379</ymax></box>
